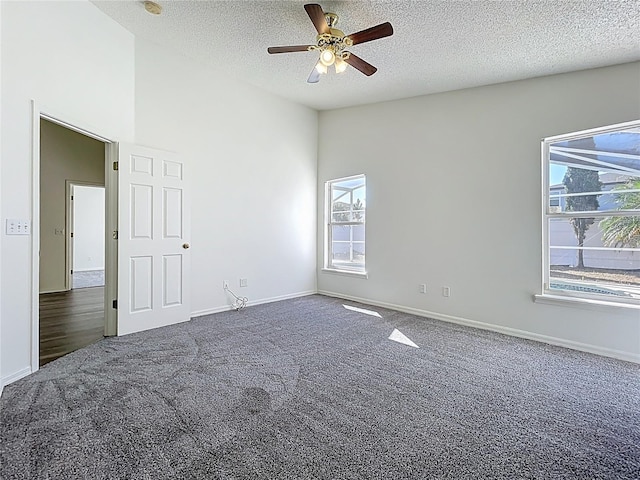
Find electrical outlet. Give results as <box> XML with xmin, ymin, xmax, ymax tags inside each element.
<box><xmin>223</xmin><ymin>280</ymin><xmax>229</xmax><ymax>290</ymax></box>
<box><xmin>442</xmin><ymin>286</ymin><xmax>451</xmax><ymax>297</ymax></box>
<box><xmin>419</xmin><ymin>284</ymin><xmax>427</xmax><ymax>294</ymax></box>
<box><xmin>239</xmin><ymin>278</ymin><xmax>248</xmax><ymax>287</ymax></box>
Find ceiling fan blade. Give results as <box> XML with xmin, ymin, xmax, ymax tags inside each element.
<box><xmin>344</xmin><ymin>53</ymin><xmax>377</xmax><ymax>76</ymax></box>
<box><xmin>346</xmin><ymin>22</ymin><xmax>393</xmax><ymax>45</ymax></box>
<box><xmin>307</xmin><ymin>67</ymin><xmax>321</xmax><ymax>84</ymax></box>
<box><xmin>304</xmin><ymin>3</ymin><xmax>329</xmax><ymax>34</ymax></box>
<box><xmin>267</xmin><ymin>45</ymin><xmax>313</xmax><ymax>54</ymax></box>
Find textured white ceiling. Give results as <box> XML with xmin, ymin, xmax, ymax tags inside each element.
<box><xmin>91</xmin><ymin>0</ymin><xmax>640</xmax><ymax>111</ymax></box>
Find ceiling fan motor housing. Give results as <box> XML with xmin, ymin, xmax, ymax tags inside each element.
<box><xmin>314</xmin><ymin>26</ymin><xmax>353</xmax><ymax>60</ymax></box>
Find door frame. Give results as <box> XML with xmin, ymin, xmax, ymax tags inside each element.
<box><xmin>31</xmin><ymin>101</ymin><xmax>118</xmax><ymax>373</ymax></box>
<box><xmin>65</xmin><ymin>181</ymin><xmax>105</xmax><ymax>291</ymax></box>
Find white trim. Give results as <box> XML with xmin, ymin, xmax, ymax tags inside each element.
<box><xmin>40</xmin><ymin>112</ymin><xmax>114</xmax><ymax>144</ymax></box>
<box><xmin>66</xmin><ymin>181</ymin><xmax>105</xmax><ymax>291</ymax></box>
<box><xmin>32</xmin><ymin>101</ymin><xmax>117</xmax><ymax>374</ymax></box>
<box><xmin>1</xmin><ymin>367</ymin><xmax>32</xmax><ymax>390</ymax></box>
<box><xmin>39</xmin><ymin>288</ymin><xmax>68</xmax><ymax>295</ymax></box>
<box><xmin>533</xmin><ymin>293</ymin><xmax>640</xmax><ymax>311</ymax></box>
<box><xmin>190</xmin><ymin>305</ymin><xmax>232</xmax><ymax>318</ymax></box>
<box><xmin>543</xmin><ymin>119</ymin><xmax>640</xmax><ymax>143</ymax></box>
<box><xmin>0</xmin><ymin>8</ymin><xmax>2</xmax><ymax>399</ymax></box>
<box><xmin>326</xmin><ymin>173</ymin><xmax>366</xmax><ymax>184</ymax></box>
<box><xmin>318</xmin><ymin>290</ymin><xmax>640</xmax><ymax>364</ymax></box>
<box><xmin>191</xmin><ymin>290</ymin><xmax>316</xmax><ymax>318</ymax></box>
<box><xmin>31</xmin><ymin>102</ymin><xmax>41</xmax><ymax>373</ymax></box>
<box><xmin>543</xmin><ymin>276</ymin><xmax>640</xmax><ymax>307</ymax></box>
<box><xmin>66</xmin><ymin>181</ymin><xmax>73</xmax><ymax>291</ymax></box>
<box><xmin>321</xmin><ymin>268</ymin><xmax>368</xmax><ymax>279</ymax></box>
<box><xmin>541</xmin><ymin>139</ymin><xmax>549</xmax><ymax>302</ymax></box>
<box><xmin>104</xmin><ymin>144</ymin><xmax>118</xmax><ymax>336</ymax></box>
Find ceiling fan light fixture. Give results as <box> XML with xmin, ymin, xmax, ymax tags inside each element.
<box><xmin>266</xmin><ymin>4</ymin><xmax>394</xmax><ymax>82</ymax></box>
<box><xmin>315</xmin><ymin>61</ymin><xmax>328</xmax><ymax>74</ymax></box>
<box><xmin>334</xmin><ymin>56</ymin><xmax>348</xmax><ymax>74</ymax></box>
<box><xmin>319</xmin><ymin>47</ymin><xmax>336</xmax><ymax>67</ymax></box>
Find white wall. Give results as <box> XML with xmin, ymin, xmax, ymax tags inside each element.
<box><xmin>134</xmin><ymin>38</ymin><xmax>318</xmax><ymax>315</ymax></box>
<box><xmin>1</xmin><ymin>1</ymin><xmax>635</xmax><ymax>392</ymax></box>
<box><xmin>1</xmin><ymin>1</ymin><xmax>316</xmax><ymax>387</ymax></box>
<box><xmin>73</xmin><ymin>185</ymin><xmax>105</xmax><ymax>272</ymax></box>
<box><xmin>1</xmin><ymin>1</ymin><xmax>135</xmax><ymax>384</ymax></box>
<box><xmin>40</xmin><ymin>120</ymin><xmax>105</xmax><ymax>292</ymax></box>
<box><xmin>317</xmin><ymin>62</ymin><xmax>640</xmax><ymax>361</ymax></box>
<box><xmin>0</xmin><ymin>2</ymin><xmax>3</xmax><ymax>395</ymax></box>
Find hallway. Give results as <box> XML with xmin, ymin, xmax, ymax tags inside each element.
<box><xmin>39</xmin><ymin>287</ymin><xmax>104</xmax><ymax>366</ymax></box>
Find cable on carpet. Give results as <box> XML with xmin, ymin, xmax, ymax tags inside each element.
<box><xmin>224</xmin><ymin>285</ymin><xmax>248</xmax><ymax>311</ymax></box>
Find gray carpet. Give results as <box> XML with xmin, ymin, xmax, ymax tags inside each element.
<box><xmin>1</xmin><ymin>294</ymin><xmax>639</xmax><ymax>479</ymax></box>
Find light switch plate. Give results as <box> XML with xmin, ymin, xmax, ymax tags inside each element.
<box><xmin>6</xmin><ymin>219</ymin><xmax>31</xmax><ymax>235</ymax></box>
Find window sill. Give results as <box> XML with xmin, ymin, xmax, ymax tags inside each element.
<box><xmin>534</xmin><ymin>293</ymin><xmax>640</xmax><ymax>311</ymax></box>
<box><xmin>321</xmin><ymin>268</ymin><xmax>368</xmax><ymax>279</ymax></box>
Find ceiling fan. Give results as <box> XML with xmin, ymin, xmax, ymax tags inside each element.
<box><xmin>267</xmin><ymin>3</ymin><xmax>394</xmax><ymax>83</ymax></box>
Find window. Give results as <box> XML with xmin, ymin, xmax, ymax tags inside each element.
<box><xmin>325</xmin><ymin>175</ymin><xmax>366</xmax><ymax>273</ymax></box>
<box><xmin>542</xmin><ymin>120</ymin><xmax>640</xmax><ymax>306</ymax></box>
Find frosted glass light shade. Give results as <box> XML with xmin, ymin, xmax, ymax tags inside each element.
<box><xmin>320</xmin><ymin>48</ymin><xmax>336</xmax><ymax>66</ymax></box>
<box><xmin>335</xmin><ymin>57</ymin><xmax>348</xmax><ymax>73</ymax></box>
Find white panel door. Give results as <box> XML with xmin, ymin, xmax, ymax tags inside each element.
<box><xmin>117</xmin><ymin>143</ymin><xmax>190</xmax><ymax>335</ymax></box>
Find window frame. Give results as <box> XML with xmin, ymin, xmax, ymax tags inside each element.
<box><xmin>324</xmin><ymin>174</ymin><xmax>367</xmax><ymax>276</ymax></box>
<box><xmin>540</xmin><ymin>120</ymin><xmax>640</xmax><ymax>309</ymax></box>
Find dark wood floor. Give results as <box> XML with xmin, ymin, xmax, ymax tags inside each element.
<box><xmin>39</xmin><ymin>287</ymin><xmax>105</xmax><ymax>366</ymax></box>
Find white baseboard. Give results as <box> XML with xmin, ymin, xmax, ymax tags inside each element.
<box><xmin>1</xmin><ymin>367</ymin><xmax>32</xmax><ymax>393</ymax></box>
<box><xmin>39</xmin><ymin>288</ymin><xmax>69</xmax><ymax>294</ymax></box>
<box><xmin>318</xmin><ymin>290</ymin><xmax>640</xmax><ymax>364</ymax></box>
<box><xmin>190</xmin><ymin>305</ymin><xmax>231</xmax><ymax>318</ymax></box>
<box><xmin>191</xmin><ymin>290</ymin><xmax>316</xmax><ymax>319</ymax></box>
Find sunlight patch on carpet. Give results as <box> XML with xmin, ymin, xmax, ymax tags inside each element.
<box><xmin>342</xmin><ymin>304</ymin><xmax>382</xmax><ymax>318</ymax></box>
<box><xmin>389</xmin><ymin>328</ymin><xmax>419</xmax><ymax>348</ymax></box>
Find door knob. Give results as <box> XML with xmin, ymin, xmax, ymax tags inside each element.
<box><xmin>182</xmin><ymin>243</ymin><xmax>190</xmax><ymax>249</ymax></box>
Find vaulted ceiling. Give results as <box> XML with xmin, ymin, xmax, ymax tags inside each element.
<box><xmin>91</xmin><ymin>0</ymin><xmax>640</xmax><ymax>111</ymax></box>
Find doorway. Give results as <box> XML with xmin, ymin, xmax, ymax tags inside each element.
<box><xmin>67</xmin><ymin>183</ymin><xmax>106</xmax><ymax>290</ymax></box>
<box><xmin>38</xmin><ymin>118</ymin><xmax>110</xmax><ymax>366</ymax></box>
<box><xmin>32</xmin><ymin>107</ymin><xmax>188</xmax><ymax>371</ymax></box>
